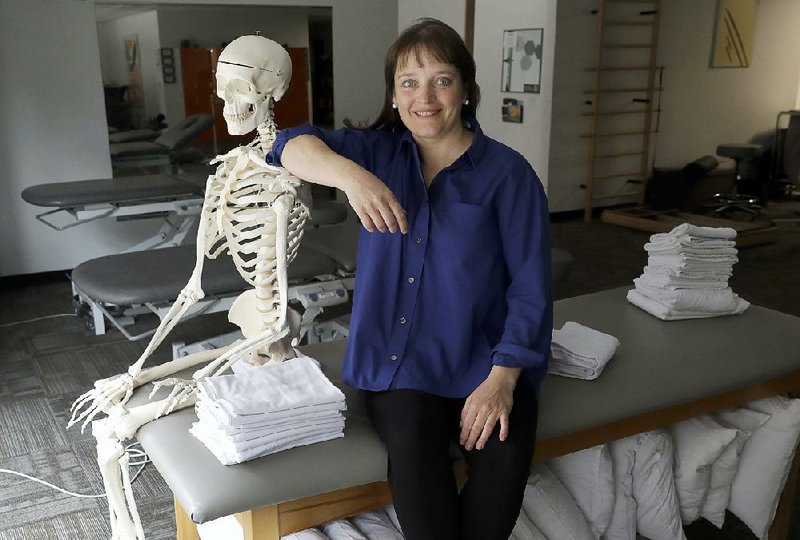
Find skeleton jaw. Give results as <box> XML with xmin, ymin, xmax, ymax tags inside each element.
<box><xmin>223</xmin><ymin>99</ymin><xmax>268</xmax><ymax>135</ymax></box>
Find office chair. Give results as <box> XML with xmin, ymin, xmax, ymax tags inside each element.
<box><xmin>110</xmin><ymin>113</ymin><xmax>214</xmax><ymax>174</ymax></box>
<box><xmin>709</xmin><ymin>143</ymin><xmax>765</xmax><ymax>217</ymax></box>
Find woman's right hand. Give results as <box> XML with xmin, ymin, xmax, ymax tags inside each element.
<box><xmin>344</xmin><ymin>170</ymin><xmax>408</xmax><ymax>234</ymax></box>
<box><xmin>281</xmin><ymin>134</ymin><xmax>408</xmax><ymax>234</ymax></box>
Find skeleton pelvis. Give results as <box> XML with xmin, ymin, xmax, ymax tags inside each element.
<box><xmin>229</xmin><ymin>290</ymin><xmax>300</xmax><ymax>363</ymax></box>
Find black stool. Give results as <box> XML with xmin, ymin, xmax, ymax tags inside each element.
<box><xmin>711</xmin><ymin>143</ymin><xmax>765</xmax><ymax>216</ymax></box>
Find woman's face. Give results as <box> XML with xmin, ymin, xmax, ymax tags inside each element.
<box><xmin>393</xmin><ymin>50</ymin><xmax>467</xmax><ymax>143</ymax></box>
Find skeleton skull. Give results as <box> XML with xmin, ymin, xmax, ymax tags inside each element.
<box><xmin>216</xmin><ymin>35</ymin><xmax>292</xmax><ymax>135</ymax></box>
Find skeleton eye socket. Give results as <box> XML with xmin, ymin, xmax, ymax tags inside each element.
<box><xmin>229</xmin><ymin>79</ymin><xmax>254</xmax><ymax>94</ymax></box>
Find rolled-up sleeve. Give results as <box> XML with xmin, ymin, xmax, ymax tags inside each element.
<box><xmin>268</xmin><ymin>123</ymin><xmax>323</xmax><ymax>166</ymax></box>
<box><xmin>490</xmin><ymin>159</ymin><xmax>553</xmax><ymax>385</ymax></box>
<box><xmin>267</xmin><ymin>123</ymin><xmax>374</xmax><ymax>170</ymax></box>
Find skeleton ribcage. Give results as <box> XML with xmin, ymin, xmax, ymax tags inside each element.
<box><xmin>204</xmin><ymin>147</ymin><xmax>309</xmax><ymax>330</ymax></box>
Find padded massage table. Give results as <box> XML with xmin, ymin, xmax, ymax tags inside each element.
<box><xmin>70</xmin><ymin>241</ymin><xmax>345</xmax><ymax>342</ymax></box>
<box><xmin>127</xmin><ymin>286</ymin><xmax>800</xmax><ymax>539</ymax></box>
<box><xmin>22</xmin><ymin>173</ymin><xmax>207</xmax><ymax>252</ymax></box>
<box><xmin>110</xmin><ymin>113</ymin><xmax>214</xmax><ymax>173</ymax></box>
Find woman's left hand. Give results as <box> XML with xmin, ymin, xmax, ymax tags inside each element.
<box><xmin>460</xmin><ymin>366</ymin><xmax>522</xmax><ymax>451</ymax></box>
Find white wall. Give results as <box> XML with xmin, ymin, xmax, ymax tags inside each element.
<box><xmin>2</xmin><ymin>0</ymin><xmax>396</xmax><ymax>276</ymax></box>
<box><xmin>0</xmin><ymin>0</ymin><xmax>157</xmax><ymax>277</ymax></box>
<box><xmin>398</xmin><ymin>0</ymin><xmax>465</xmax><ymax>37</ymax></box>
<box><xmin>472</xmin><ymin>0</ymin><xmax>557</xmax><ymax>192</ymax></box>
<box><xmin>97</xmin><ymin>10</ymin><xmax>164</xmax><ymax>126</ymax></box>
<box><xmin>546</xmin><ymin>0</ymin><xmax>597</xmax><ymax>212</ymax></box>
<box><xmin>547</xmin><ymin>0</ymin><xmax>800</xmax><ymax>212</ymax></box>
<box><xmin>655</xmin><ymin>0</ymin><xmax>800</xmax><ymax>166</ymax></box>
<box><xmin>331</xmin><ymin>0</ymin><xmax>398</xmax><ymax>125</ymax></box>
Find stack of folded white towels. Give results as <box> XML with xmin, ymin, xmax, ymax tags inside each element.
<box><xmin>190</xmin><ymin>352</ymin><xmax>347</xmax><ymax>466</ymax></box>
<box><xmin>626</xmin><ymin>223</ymin><xmax>750</xmax><ymax>320</ymax></box>
<box><xmin>549</xmin><ymin>321</ymin><xmax>620</xmax><ymax>380</ymax></box>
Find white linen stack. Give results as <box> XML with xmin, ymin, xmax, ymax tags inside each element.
<box><xmin>190</xmin><ymin>352</ymin><xmax>347</xmax><ymax>465</ymax></box>
<box><xmin>626</xmin><ymin>223</ymin><xmax>750</xmax><ymax>320</ymax></box>
<box><xmin>549</xmin><ymin>321</ymin><xmax>620</xmax><ymax>380</ymax></box>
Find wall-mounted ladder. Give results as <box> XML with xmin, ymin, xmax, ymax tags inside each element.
<box><xmin>582</xmin><ymin>0</ymin><xmax>663</xmax><ymax>222</ymax></box>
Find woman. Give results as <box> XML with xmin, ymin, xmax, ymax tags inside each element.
<box><xmin>269</xmin><ymin>18</ymin><xmax>552</xmax><ymax>540</ymax></box>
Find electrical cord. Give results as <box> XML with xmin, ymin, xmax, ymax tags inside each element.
<box><xmin>0</xmin><ymin>313</ymin><xmax>77</xmax><ymax>328</ymax></box>
<box><xmin>0</xmin><ymin>443</ymin><xmax>150</xmax><ymax>499</ymax></box>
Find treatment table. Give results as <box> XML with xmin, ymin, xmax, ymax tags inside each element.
<box><xmin>67</xmin><ymin>204</ymin><xmax>358</xmax><ymax>340</ymax></box>
<box><xmin>22</xmin><ymin>173</ymin><xmax>207</xmax><ymax>251</ymax></box>
<box><xmin>128</xmin><ymin>286</ymin><xmax>800</xmax><ymax>539</ymax></box>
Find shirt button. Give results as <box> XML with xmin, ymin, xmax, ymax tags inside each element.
<box><xmin>399</xmin><ymin>317</ymin><xmax>406</xmax><ymax>324</ymax></box>
<box><xmin>407</xmin><ymin>276</ymin><xmax>415</xmax><ymax>284</ymax></box>
<box><xmin>390</xmin><ymin>354</ymin><xmax>398</xmax><ymax>361</ymax></box>
<box><xmin>415</xmin><ymin>236</ymin><xmax>422</xmax><ymax>244</ymax></box>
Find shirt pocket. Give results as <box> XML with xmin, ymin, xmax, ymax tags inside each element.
<box><xmin>431</xmin><ymin>202</ymin><xmax>496</xmax><ymax>261</ymax></box>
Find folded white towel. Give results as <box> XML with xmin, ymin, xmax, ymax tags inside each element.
<box><xmin>663</xmin><ymin>223</ymin><xmax>737</xmax><ymax>240</ymax></box>
<box><xmin>626</xmin><ymin>289</ymin><xmax>749</xmax><ymax>320</ymax></box>
<box><xmin>644</xmin><ymin>244</ymin><xmax>739</xmax><ymax>258</ymax></box>
<box><xmin>196</xmin><ymin>402</ymin><xmax>344</xmax><ymax>433</ymax></box>
<box><xmin>200</xmin><ymin>415</ymin><xmax>346</xmax><ymax>446</ymax></box>
<box><xmin>193</xmin><ymin>416</ymin><xmax>346</xmax><ymax>451</ymax></box>
<box><xmin>549</xmin><ymin>322</ymin><xmax>620</xmax><ymax>380</ymax></box>
<box><xmin>642</xmin><ymin>265</ymin><xmax>732</xmax><ymax>280</ymax></box>
<box><xmin>634</xmin><ymin>279</ymin><xmax>743</xmax><ymax>312</ymax></box>
<box><xmin>647</xmin><ymin>254</ymin><xmax>737</xmax><ymax>270</ymax></box>
<box><xmin>191</xmin><ymin>422</ymin><xmax>345</xmax><ymax>465</ymax></box>
<box><xmin>197</xmin><ymin>354</ymin><xmax>346</xmax><ymax>418</ymax></box>
<box><xmin>197</xmin><ymin>398</ymin><xmax>346</xmax><ymax>427</ymax></box>
<box><xmin>647</xmin><ymin>234</ymin><xmax>736</xmax><ymax>250</ymax></box>
<box><xmin>637</xmin><ymin>272</ymin><xmax>729</xmax><ymax>290</ymax></box>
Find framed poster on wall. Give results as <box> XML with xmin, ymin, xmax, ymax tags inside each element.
<box><xmin>501</xmin><ymin>28</ymin><xmax>543</xmax><ymax>93</ymax></box>
<box><xmin>710</xmin><ymin>0</ymin><xmax>759</xmax><ymax>68</ymax></box>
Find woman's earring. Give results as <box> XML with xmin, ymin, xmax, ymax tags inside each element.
<box><xmin>392</xmin><ymin>103</ymin><xmax>397</xmax><ymax>109</ymax></box>
<box><xmin>464</xmin><ymin>99</ymin><xmax>470</xmax><ymax>105</ymax></box>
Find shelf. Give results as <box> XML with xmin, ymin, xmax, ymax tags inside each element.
<box><xmin>594</xmin><ymin>151</ymin><xmax>646</xmax><ymax>159</ymax></box>
<box><xmin>581</xmin><ymin>109</ymin><xmax>661</xmax><ymax>116</ymax></box>
<box><xmin>585</xmin><ymin>65</ymin><xmax>662</xmax><ymax>71</ymax></box>
<box><xmin>602</xmin><ymin>43</ymin><xmax>653</xmax><ymax>49</ymax></box>
<box><xmin>581</xmin><ymin>130</ymin><xmax>656</xmax><ymax>138</ymax></box>
<box><xmin>592</xmin><ymin>191</ymin><xmax>642</xmax><ymax>200</ymax></box>
<box><xmin>583</xmin><ymin>87</ymin><xmax>663</xmax><ymax>94</ymax></box>
<box><xmin>592</xmin><ymin>171</ymin><xmax>644</xmax><ymax>180</ymax></box>
<box><xmin>605</xmin><ymin>20</ymin><xmax>656</xmax><ymax>26</ymax></box>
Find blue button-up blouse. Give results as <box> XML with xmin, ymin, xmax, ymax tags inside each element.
<box><xmin>269</xmin><ymin>119</ymin><xmax>552</xmax><ymax>398</ymax></box>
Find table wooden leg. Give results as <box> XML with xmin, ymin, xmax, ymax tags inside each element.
<box><xmin>236</xmin><ymin>505</ymin><xmax>280</xmax><ymax>540</ymax></box>
<box><xmin>175</xmin><ymin>497</ymin><xmax>201</xmax><ymax>540</ymax></box>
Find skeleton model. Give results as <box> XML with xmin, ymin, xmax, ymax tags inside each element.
<box><xmin>67</xmin><ymin>36</ymin><xmax>311</xmax><ymax>540</ymax></box>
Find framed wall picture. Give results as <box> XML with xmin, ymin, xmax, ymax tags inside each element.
<box><xmin>710</xmin><ymin>0</ymin><xmax>759</xmax><ymax>68</ymax></box>
<box><xmin>160</xmin><ymin>47</ymin><xmax>176</xmax><ymax>84</ymax></box>
<box><xmin>501</xmin><ymin>28</ymin><xmax>543</xmax><ymax>93</ymax></box>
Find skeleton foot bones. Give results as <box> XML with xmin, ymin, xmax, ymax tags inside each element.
<box><xmin>67</xmin><ymin>35</ymin><xmax>311</xmax><ymax>540</ymax></box>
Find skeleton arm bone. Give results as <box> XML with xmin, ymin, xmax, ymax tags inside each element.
<box><xmin>148</xmin><ymin>323</ymin><xmax>292</xmax><ymax>415</ymax></box>
<box><xmin>69</xmin><ymin>177</ymin><xmax>219</xmax><ymax>430</ymax></box>
<box><xmin>280</xmin><ymin>135</ymin><xmax>408</xmax><ymax>234</ymax></box>
<box><xmin>67</xmin><ymin>336</ymin><xmax>238</xmax><ymax>433</ymax></box>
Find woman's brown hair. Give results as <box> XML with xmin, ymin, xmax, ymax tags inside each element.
<box><xmin>346</xmin><ymin>18</ymin><xmax>481</xmax><ymax>131</ymax></box>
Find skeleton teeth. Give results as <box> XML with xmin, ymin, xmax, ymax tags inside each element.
<box><xmin>224</xmin><ymin>111</ymin><xmax>255</xmax><ymax>123</ymax></box>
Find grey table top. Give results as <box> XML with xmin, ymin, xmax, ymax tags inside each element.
<box><xmin>133</xmin><ymin>286</ymin><xmax>800</xmax><ymax>523</ymax></box>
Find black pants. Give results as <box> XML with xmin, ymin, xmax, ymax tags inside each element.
<box><xmin>364</xmin><ymin>379</ymin><xmax>538</xmax><ymax>540</ymax></box>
